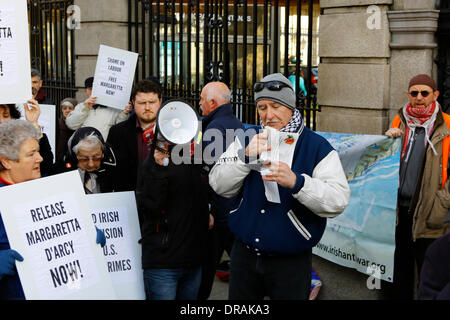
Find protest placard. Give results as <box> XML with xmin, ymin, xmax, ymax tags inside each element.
<box><xmin>0</xmin><ymin>0</ymin><xmax>32</xmax><ymax>104</ymax></box>
<box><xmin>18</xmin><ymin>104</ymin><xmax>56</xmax><ymax>161</ymax></box>
<box><xmin>0</xmin><ymin>171</ymin><xmax>116</xmax><ymax>299</ymax></box>
<box><xmin>91</xmin><ymin>45</ymin><xmax>138</xmax><ymax>110</ymax></box>
<box><xmin>86</xmin><ymin>191</ymin><xmax>145</xmax><ymax>300</ymax></box>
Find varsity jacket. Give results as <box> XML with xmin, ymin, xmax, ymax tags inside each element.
<box><xmin>209</xmin><ymin>125</ymin><xmax>350</xmax><ymax>255</ymax></box>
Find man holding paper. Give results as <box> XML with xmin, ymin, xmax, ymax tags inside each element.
<box><xmin>208</xmin><ymin>73</ymin><xmax>350</xmax><ymax>300</ymax></box>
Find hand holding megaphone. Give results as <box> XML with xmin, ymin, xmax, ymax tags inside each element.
<box><xmin>154</xmin><ymin>146</ymin><xmax>170</xmax><ymax>167</ymax></box>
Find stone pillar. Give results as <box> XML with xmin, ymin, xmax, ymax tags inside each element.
<box><xmin>317</xmin><ymin>1</ymin><xmax>392</xmax><ymax>135</ymax></box>
<box><xmin>387</xmin><ymin>1</ymin><xmax>439</xmax><ymax>123</ymax></box>
<box><xmin>73</xmin><ymin>0</ymin><xmax>128</xmax><ymax>103</ymax></box>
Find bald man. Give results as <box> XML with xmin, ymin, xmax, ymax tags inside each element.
<box><xmin>197</xmin><ymin>82</ymin><xmax>244</xmax><ymax>299</ymax></box>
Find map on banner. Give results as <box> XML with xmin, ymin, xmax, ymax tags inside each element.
<box><xmin>313</xmin><ymin>132</ymin><xmax>401</xmax><ymax>282</ymax></box>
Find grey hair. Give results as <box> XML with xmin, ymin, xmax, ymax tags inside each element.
<box><xmin>0</xmin><ymin>119</ymin><xmax>41</xmax><ymax>171</ymax></box>
<box><xmin>31</xmin><ymin>68</ymin><xmax>42</xmax><ymax>79</ymax></box>
<box><xmin>72</xmin><ymin>133</ymin><xmax>104</xmax><ymax>155</ymax></box>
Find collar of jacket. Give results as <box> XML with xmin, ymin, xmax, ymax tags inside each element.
<box><xmin>202</xmin><ymin>103</ymin><xmax>234</xmax><ymax>127</ymax></box>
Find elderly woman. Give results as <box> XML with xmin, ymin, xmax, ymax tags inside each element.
<box><xmin>0</xmin><ymin>120</ymin><xmax>105</xmax><ymax>299</ymax></box>
<box><xmin>58</xmin><ymin>127</ymin><xmax>116</xmax><ymax>194</ymax></box>
<box><xmin>0</xmin><ymin>100</ymin><xmax>53</xmax><ymax>176</ymax></box>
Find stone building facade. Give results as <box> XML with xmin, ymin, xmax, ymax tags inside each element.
<box><xmin>72</xmin><ymin>0</ymin><xmax>443</xmax><ymax>299</ymax></box>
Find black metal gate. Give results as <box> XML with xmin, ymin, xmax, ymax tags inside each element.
<box><xmin>128</xmin><ymin>0</ymin><xmax>319</xmax><ymax>128</ymax></box>
<box><xmin>28</xmin><ymin>0</ymin><xmax>77</xmax><ymax>108</ymax></box>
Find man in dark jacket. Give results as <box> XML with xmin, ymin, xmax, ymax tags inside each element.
<box><xmin>136</xmin><ymin>112</ymin><xmax>209</xmax><ymax>300</ymax></box>
<box><xmin>107</xmin><ymin>80</ymin><xmax>162</xmax><ymax>191</ymax></box>
<box><xmin>418</xmin><ymin>214</ymin><xmax>450</xmax><ymax>300</ymax></box>
<box><xmin>31</xmin><ymin>68</ymin><xmax>54</xmax><ymax>105</ymax></box>
<box><xmin>197</xmin><ymin>82</ymin><xmax>244</xmax><ymax>299</ymax></box>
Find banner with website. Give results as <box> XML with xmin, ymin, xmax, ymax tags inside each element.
<box><xmin>313</xmin><ymin>133</ymin><xmax>401</xmax><ymax>283</ymax></box>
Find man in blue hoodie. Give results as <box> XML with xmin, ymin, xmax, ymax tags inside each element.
<box><xmin>197</xmin><ymin>82</ymin><xmax>244</xmax><ymax>299</ymax></box>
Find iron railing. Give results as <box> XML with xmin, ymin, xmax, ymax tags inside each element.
<box><xmin>28</xmin><ymin>0</ymin><xmax>77</xmax><ymax>112</ymax></box>
<box><xmin>128</xmin><ymin>0</ymin><xmax>320</xmax><ymax>128</ymax></box>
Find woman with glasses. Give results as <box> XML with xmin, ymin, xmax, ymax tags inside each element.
<box><xmin>55</xmin><ymin>127</ymin><xmax>116</xmax><ymax>194</ymax></box>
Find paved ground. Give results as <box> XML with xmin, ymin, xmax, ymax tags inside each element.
<box><xmin>206</xmin><ymin>255</ymin><xmax>393</xmax><ymax>300</ymax></box>
<box><xmin>209</xmin><ymin>275</ymin><xmax>229</xmax><ymax>300</ymax></box>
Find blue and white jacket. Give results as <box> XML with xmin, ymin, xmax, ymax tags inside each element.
<box><xmin>208</xmin><ymin>125</ymin><xmax>350</xmax><ymax>255</ymax></box>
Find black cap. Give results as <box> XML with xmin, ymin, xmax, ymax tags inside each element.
<box><xmin>85</xmin><ymin>77</ymin><xmax>94</xmax><ymax>89</ymax></box>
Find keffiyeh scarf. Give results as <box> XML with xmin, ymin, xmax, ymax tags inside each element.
<box><xmin>401</xmin><ymin>101</ymin><xmax>439</xmax><ymax>161</ymax></box>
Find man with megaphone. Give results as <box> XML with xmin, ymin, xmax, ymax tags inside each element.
<box><xmin>135</xmin><ymin>99</ymin><xmax>209</xmax><ymax>300</ymax></box>
<box><xmin>209</xmin><ymin>73</ymin><xmax>350</xmax><ymax>300</ymax></box>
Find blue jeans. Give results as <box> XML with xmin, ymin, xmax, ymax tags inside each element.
<box><xmin>143</xmin><ymin>267</ymin><xmax>202</xmax><ymax>300</ymax></box>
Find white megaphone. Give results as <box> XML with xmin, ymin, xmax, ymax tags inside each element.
<box><xmin>156</xmin><ymin>99</ymin><xmax>199</xmax><ymax>145</ymax></box>
<box><xmin>153</xmin><ymin>100</ymin><xmax>199</xmax><ymax>166</ymax></box>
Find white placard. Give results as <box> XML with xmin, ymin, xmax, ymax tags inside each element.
<box><xmin>0</xmin><ymin>0</ymin><xmax>32</xmax><ymax>104</ymax></box>
<box><xmin>0</xmin><ymin>171</ymin><xmax>116</xmax><ymax>299</ymax></box>
<box><xmin>91</xmin><ymin>45</ymin><xmax>138</xmax><ymax>110</ymax></box>
<box><xmin>18</xmin><ymin>104</ymin><xmax>56</xmax><ymax>162</ymax></box>
<box><xmin>86</xmin><ymin>192</ymin><xmax>145</xmax><ymax>300</ymax></box>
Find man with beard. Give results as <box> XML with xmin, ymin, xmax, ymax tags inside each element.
<box><xmin>31</xmin><ymin>68</ymin><xmax>54</xmax><ymax>105</ymax></box>
<box><xmin>107</xmin><ymin>79</ymin><xmax>163</xmax><ymax>191</ymax></box>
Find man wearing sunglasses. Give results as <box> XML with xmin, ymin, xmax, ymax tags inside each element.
<box><xmin>385</xmin><ymin>74</ymin><xmax>450</xmax><ymax>300</ymax></box>
<box><xmin>209</xmin><ymin>73</ymin><xmax>350</xmax><ymax>300</ymax></box>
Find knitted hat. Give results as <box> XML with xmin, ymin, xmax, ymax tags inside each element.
<box><xmin>60</xmin><ymin>97</ymin><xmax>78</xmax><ymax>108</ymax></box>
<box><xmin>254</xmin><ymin>73</ymin><xmax>296</xmax><ymax>110</ymax></box>
<box><xmin>408</xmin><ymin>74</ymin><xmax>437</xmax><ymax>91</ymax></box>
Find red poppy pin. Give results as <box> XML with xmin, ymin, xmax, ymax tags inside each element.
<box><xmin>284</xmin><ymin>135</ymin><xmax>295</xmax><ymax>145</ymax></box>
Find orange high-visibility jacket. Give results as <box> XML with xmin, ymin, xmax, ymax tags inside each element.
<box><xmin>391</xmin><ymin>113</ymin><xmax>450</xmax><ymax>189</ymax></box>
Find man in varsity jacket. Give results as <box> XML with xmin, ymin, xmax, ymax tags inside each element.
<box><xmin>208</xmin><ymin>73</ymin><xmax>350</xmax><ymax>300</ymax></box>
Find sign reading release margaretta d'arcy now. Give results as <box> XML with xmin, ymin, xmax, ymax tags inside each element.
<box><xmin>0</xmin><ymin>171</ymin><xmax>116</xmax><ymax>299</ymax></box>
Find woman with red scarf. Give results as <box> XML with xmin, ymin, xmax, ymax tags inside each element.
<box><xmin>385</xmin><ymin>74</ymin><xmax>450</xmax><ymax>300</ymax></box>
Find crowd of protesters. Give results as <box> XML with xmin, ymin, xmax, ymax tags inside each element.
<box><xmin>0</xmin><ymin>69</ymin><xmax>449</xmax><ymax>301</ymax></box>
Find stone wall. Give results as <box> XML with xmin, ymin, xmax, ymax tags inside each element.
<box><xmin>317</xmin><ymin>0</ymin><xmax>439</xmax><ymax>135</ymax></box>
<box><xmin>73</xmin><ymin>0</ymin><xmax>128</xmax><ymax>103</ymax></box>
<box><xmin>317</xmin><ymin>0</ymin><xmax>392</xmax><ymax>134</ymax></box>
<box><xmin>313</xmin><ymin>0</ymin><xmax>440</xmax><ymax>300</ymax></box>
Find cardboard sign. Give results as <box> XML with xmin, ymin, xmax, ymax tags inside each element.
<box><xmin>0</xmin><ymin>0</ymin><xmax>32</xmax><ymax>104</ymax></box>
<box><xmin>91</xmin><ymin>45</ymin><xmax>138</xmax><ymax>110</ymax></box>
<box><xmin>86</xmin><ymin>192</ymin><xmax>145</xmax><ymax>300</ymax></box>
<box><xmin>0</xmin><ymin>171</ymin><xmax>116</xmax><ymax>299</ymax></box>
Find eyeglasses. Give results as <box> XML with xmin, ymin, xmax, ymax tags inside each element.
<box><xmin>77</xmin><ymin>155</ymin><xmax>103</xmax><ymax>163</ymax></box>
<box><xmin>254</xmin><ymin>81</ymin><xmax>293</xmax><ymax>92</ymax></box>
<box><xmin>408</xmin><ymin>90</ymin><xmax>432</xmax><ymax>98</ymax></box>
